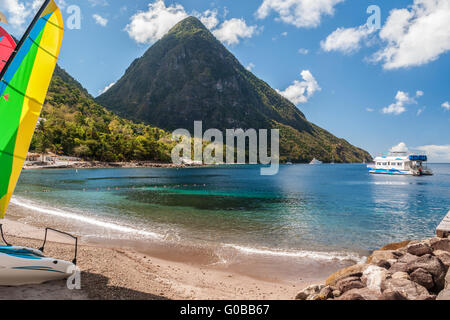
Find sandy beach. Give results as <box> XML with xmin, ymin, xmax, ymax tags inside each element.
<box><xmin>0</xmin><ymin>204</ymin><xmax>323</xmax><ymax>300</ymax></box>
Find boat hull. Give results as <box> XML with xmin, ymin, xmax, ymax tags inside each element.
<box><xmin>0</xmin><ymin>246</ymin><xmax>74</xmax><ymax>286</ymax></box>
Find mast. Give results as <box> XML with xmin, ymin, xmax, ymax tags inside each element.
<box><xmin>0</xmin><ymin>0</ymin><xmax>50</xmax><ymax>81</ymax></box>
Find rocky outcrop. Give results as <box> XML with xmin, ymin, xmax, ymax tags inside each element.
<box><xmin>296</xmin><ymin>236</ymin><xmax>450</xmax><ymax>300</ymax></box>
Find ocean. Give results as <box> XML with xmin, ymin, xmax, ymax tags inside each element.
<box><xmin>11</xmin><ymin>164</ymin><xmax>450</xmax><ymax>280</ymax></box>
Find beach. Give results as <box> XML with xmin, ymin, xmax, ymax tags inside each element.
<box><xmin>0</xmin><ymin>204</ymin><xmax>317</xmax><ymax>300</ymax></box>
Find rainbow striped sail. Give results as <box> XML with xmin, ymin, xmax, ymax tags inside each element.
<box><xmin>0</xmin><ymin>0</ymin><xmax>63</xmax><ymax>218</ymax></box>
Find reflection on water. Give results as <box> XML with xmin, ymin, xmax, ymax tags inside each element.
<box><xmin>14</xmin><ymin>164</ymin><xmax>450</xmax><ymax>254</ymax></box>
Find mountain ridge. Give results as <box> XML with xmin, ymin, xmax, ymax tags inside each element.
<box><xmin>96</xmin><ymin>16</ymin><xmax>372</xmax><ymax>163</ymax></box>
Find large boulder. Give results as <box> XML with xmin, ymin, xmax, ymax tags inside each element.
<box><xmin>335</xmin><ymin>288</ymin><xmax>382</xmax><ymax>300</ymax></box>
<box><xmin>381</xmin><ymin>278</ymin><xmax>433</xmax><ymax>300</ymax></box>
<box><xmin>379</xmin><ymin>240</ymin><xmax>412</xmax><ymax>251</ymax></box>
<box><xmin>336</xmin><ymin>276</ymin><xmax>365</xmax><ymax>293</ymax></box>
<box><xmin>409</xmin><ymin>268</ymin><xmax>434</xmax><ymax>290</ymax></box>
<box><xmin>295</xmin><ymin>284</ymin><xmax>324</xmax><ymax>300</ymax></box>
<box><xmin>407</xmin><ymin>243</ymin><xmax>432</xmax><ymax>256</ymax></box>
<box><xmin>325</xmin><ymin>264</ymin><xmax>368</xmax><ymax>287</ymax></box>
<box><xmin>368</xmin><ymin>250</ymin><xmax>397</xmax><ymax>265</ymax></box>
<box><xmin>430</xmin><ymin>238</ymin><xmax>450</xmax><ymax>253</ymax></box>
<box><xmin>362</xmin><ymin>265</ymin><xmax>389</xmax><ymax>293</ymax></box>
<box><xmin>406</xmin><ymin>254</ymin><xmax>447</xmax><ymax>292</ymax></box>
<box><xmin>436</xmin><ymin>289</ymin><xmax>450</xmax><ymax>300</ymax></box>
<box><xmin>434</xmin><ymin>250</ymin><xmax>450</xmax><ymax>269</ymax></box>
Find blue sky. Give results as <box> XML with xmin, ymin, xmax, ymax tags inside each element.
<box><xmin>1</xmin><ymin>0</ymin><xmax>449</xmax><ymax>161</ymax></box>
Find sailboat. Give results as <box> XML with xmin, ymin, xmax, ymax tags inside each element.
<box><xmin>0</xmin><ymin>0</ymin><xmax>77</xmax><ymax>286</ymax></box>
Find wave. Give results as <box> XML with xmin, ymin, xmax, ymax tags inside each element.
<box><xmin>223</xmin><ymin>244</ymin><xmax>366</xmax><ymax>264</ymax></box>
<box><xmin>10</xmin><ymin>197</ymin><xmax>162</xmax><ymax>240</ymax></box>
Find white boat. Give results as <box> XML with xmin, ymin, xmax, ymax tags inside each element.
<box><xmin>309</xmin><ymin>158</ymin><xmax>323</xmax><ymax>165</ymax></box>
<box><xmin>367</xmin><ymin>152</ymin><xmax>433</xmax><ymax>176</ymax></box>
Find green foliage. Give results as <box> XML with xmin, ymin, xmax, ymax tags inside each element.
<box><xmin>30</xmin><ymin>65</ymin><xmax>175</xmax><ymax>162</ymax></box>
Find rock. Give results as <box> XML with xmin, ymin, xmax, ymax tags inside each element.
<box><xmin>295</xmin><ymin>284</ymin><xmax>324</xmax><ymax>300</ymax></box>
<box><xmin>335</xmin><ymin>288</ymin><xmax>382</xmax><ymax>300</ymax></box>
<box><xmin>325</xmin><ymin>264</ymin><xmax>368</xmax><ymax>286</ymax></box>
<box><xmin>430</xmin><ymin>238</ymin><xmax>450</xmax><ymax>253</ymax></box>
<box><xmin>436</xmin><ymin>289</ymin><xmax>450</xmax><ymax>300</ymax></box>
<box><xmin>398</xmin><ymin>253</ymin><xmax>419</xmax><ymax>264</ymax></box>
<box><xmin>317</xmin><ymin>286</ymin><xmax>333</xmax><ymax>300</ymax></box>
<box><xmin>332</xmin><ymin>290</ymin><xmax>341</xmax><ymax>298</ymax></box>
<box><xmin>376</xmin><ymin>260</ymin><xmax>391</xmax><ymax>269</ymax></box>
<box><xmin>381</xmin><ymin>278</ymin><xmax>433</xmax><ymax>300</ymax></box>
<box><xmin>362</xmin><ymin>265</ymin><xmax>389</xmax><ymax>292</ymax></box>
<box><xmin>336</xmin><ymin>276</ymin><xmax>365</xmax><ymax>293</ymax></box>
<box><xmin>379</xmin><ymin>240</ymin><xmax>412</xmax><ymax>251</ymax></box>
<box><xmin>406</xmin><ymin>254</ymin><xmax>446</xmax><ymax>292</ymax></box>
<box><xmin>410</xmin><ymin>268</ymin><xmax>434</xmax><ymax>290</ymax></box>
<box><xmin>434</xmin><ymin>250</ymin><xmax>450</xmax><ymax>268</ymax></box>
<box><xmin>389</xmin><ymin>262</ymin><xmax>408</xmax><ymax>273</ymax></box>
<box><xmin>407</xmin><ymin>243</ymin><xmax>432</xmax><ymax>256</ymax></box>
<box><xmin>391</xmin><ymin>272</ymin><xmax>410</xmax><ymax>280</ymax></box>
<box><xmin>382</xmin><ymin>289</ymin><xmax>408</xmax><ymax>300</ymax></box>
<box><xmin>368</xmin><ymin>250</ymin><xmax>397</xmax><ymax>265</ymax></box>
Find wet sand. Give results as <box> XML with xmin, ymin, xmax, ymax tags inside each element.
<box><xmin>0</xmin><ymin>204</ymin><xmax>332</xmax><ymax>300</ymax></box>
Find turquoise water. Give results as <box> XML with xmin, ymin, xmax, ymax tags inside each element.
<box><xmin>14</xmin><ymin>164</ymin><xmax>450</xmax><ymax>255</ymax></box>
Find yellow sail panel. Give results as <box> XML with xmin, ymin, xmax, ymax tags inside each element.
<box><xmin>0</xmin><ymin>0</ymin><xmax>63</xmax><ymax>217</ymax></box>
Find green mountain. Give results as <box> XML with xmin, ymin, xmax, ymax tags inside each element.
<box><xmin>30</xmin><ymin>65</ymin><xmax>175</xmax><ymax>162</ymax></box>
<box><xmin>96</xmin><ymin>17</ymin><xmax>371</xmax><ymax>163</ymax></box>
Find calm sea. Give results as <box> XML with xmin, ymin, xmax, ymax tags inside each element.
<box><xmin>13</xmin><ymin>164</ymin><xmax>450</xmax><ymax>264</ymax></box>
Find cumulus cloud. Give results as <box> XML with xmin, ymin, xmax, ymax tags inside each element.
<box><xmin>442</xmin><ymin>101</ymin><xmax>450</xmax><ymax>111</ymax></box>
<box><xmin>321</xmin><ymin>25</ymin><xmax>375</xmax><ymax>54</ymax></box>
<box><xmin>390</xmin><ymin>142</ymin><xmax>409</xmax><ymax>153</ymax></box>
<box><xmin>256</xmin><ymin>0</ymin><xmax>344</xmax><ymax>28</ymax></box>
<box><xmin>93</xmin><ymin>14</ymin><xmax>108</xmax><ymax>27</ymax></box>
<box><xmin>276</xmin><ymin>70</ymin><xmax>321</xmax><ymax>105</ymax></box>
<box><xmin>298</xmin><ymin>48</ymin><xmax>309</xmax><ymax>55</ymax></box>
<box><xmin>416</xmin><ymin>145</ymin><xmax>450</xmax><ymax>163</ymax></box>
<box><xmin>246</xmin><ymin>63</ymin><xmax>255</xmax><ymax>71</ymax></box>
<box><xmin>126</xmin><ymin>1</ymin><xmax>257</xmax><ymax>46</ymax></box>
<box><xmin>194</xmin><ymin>9</ymin><xmax>219</xmax><ymax>29</ymax></box>
<box><xmin>125</xmin><ymin>0</ymin><xmax>188</xmax><ymax>44</ymax></box>
<box><xmin>390</xmin><ymin>142</ymin><xmax>450</xmax><ymax>162</ymax></box>
<box><xmin>212</xmin><ymin>18</ymin><xmax>258</xmax><ymax>45</ymax></box>
<box><xmin>382</xmin><ymin>90</ymin><xmax>423</xmax><ymax>115</ymax></box>
<box><xmin>373</xmin><ymin>0</ymin><xmax>450</xmax><ymax>70</ymax></box>
<box><xmin>98</xmin><ymin>81</ymin><xmax>116</xmax><ymax>95</ymax></box>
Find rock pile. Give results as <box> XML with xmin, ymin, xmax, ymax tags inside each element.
<box><xmin>296</xmin><ymin>237</ymin><xmax>450</xmax><ymax>300</ymax></box>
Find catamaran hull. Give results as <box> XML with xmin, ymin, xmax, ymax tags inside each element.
<box><xmin>0</xmin><ymin>246</ymin><xmax>74</xmax><ymax>286</ymax></box>
<box><xmin>368</xmin><ymin>169</ymin><xmax>433</xmax><ymax>176</ymax></box>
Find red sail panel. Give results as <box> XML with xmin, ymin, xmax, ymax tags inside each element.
<box><xmin>0</xmin><ymin>26</ymin><xmax>16</xmax><ymax>73</ymax></box>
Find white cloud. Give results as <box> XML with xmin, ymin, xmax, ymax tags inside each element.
<box><xmin>416</xmin><ymin>145</ymin><xmax>450</xmax><ymax>162</ymax></box>
<box><xmin>416</xmin><ymin>90</ymin><xmax>424</xmax><ymax>97</ymax></box>
<box><xmin>417</xmin><ymin>106</ymin><xmax>426</xmax><ymax>116</ymax></box>
<box><xmin>276</xmin><ymin>70</ymin><xmax>321</xmax><ymax>105</ymax></box>
<box><xmin>373</xmin><ymin>0</ymin><xmax>450</xmax><ymax>70</ymax></box>
<box><xmin>366</xmin><ymin>108</ymin><xmax>374</xmax><ymax>112</ymax></box>
<box><xmin>246</xmin><ymin>63</ymin><xmax>255</xmax><ymax>71</ymax></box>
<box><xmin>126</xmin><ymin>1</ymin><xmax>257</xmax><ymax>46</ymax></box>
<box><xmin>125</xmin><ymin>0</ymin><xmax>188</xmax><ymax>44</ymax></box>
<box><xmin>256</xmin><ymin>0</ymin><xmax>344</xmax><ymax>28</ymax></box>
<box><xmin>98</xmin><ymin>82</ymin><xmax>116</xmax><ymax>95</ymax></box>
<box><xmin>442</xmin><ymin>101</ymin><xmax>450</xmax><ymax>110</ymax></box>
<box><xmin>93</xmin><ymin>14</ymin><xmax>108</xmax><ymax>27</ymax></box>
<box><xmin>212</xmin><ymin>18</ymin><xmax>257</xmax><ymax>45</ymax></box>
<box><xmin>389</xmin><ymin>142</ymin><xmax>450</xmax><ymax>162</ymax></box>
<box><xmin>382</xmin><ymin>91</ymin><xmax>419</xmax><ymax>115</ymax></box>
<box><xmin>321</xmin><ymin>25</ymin><xmax>375</xmax><ymax>54</ymax></box>
<box><xmin>194</xmin><ymin>9</ymin><xmax>219</xmax><ymax>29</ymax></box>
<box><xmin>88</xmin><ymin>0</ymin><xmax>108</xmax><ymax>7</ymax></box>
<box><xmin>298</xmin><ymin>48</ymin><xmax>309</xmax><ymax>55</ymax></box>
<box><xmin>390</xmin><ymin>142</ymin><xmax>409</xmax><ymax>153</ymax></box>
<box><xmin>281</xmin><ymin>31</ymin><xmax>288</xmax><ymax>36</ymax></box>
<box><xmin>0</xmin><ymin>0</ymin><xmax>66</xmax><ymax>30</ymax></box>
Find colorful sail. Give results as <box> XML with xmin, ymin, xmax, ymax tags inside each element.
<box><xmin>0</xmin><ymin>0</ymin><xmax>63</xmax><ymax>218</ymax></box>
<box><xmin>0</xmin><ymin>26</ymin><xmax>16</xmax><ymax>72</ymax></box>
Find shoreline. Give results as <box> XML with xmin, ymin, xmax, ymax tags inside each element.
<box><xmin>0</xmin><ymin>202</ymin><xmax>336</xmax><ymax>300</ymax></box>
